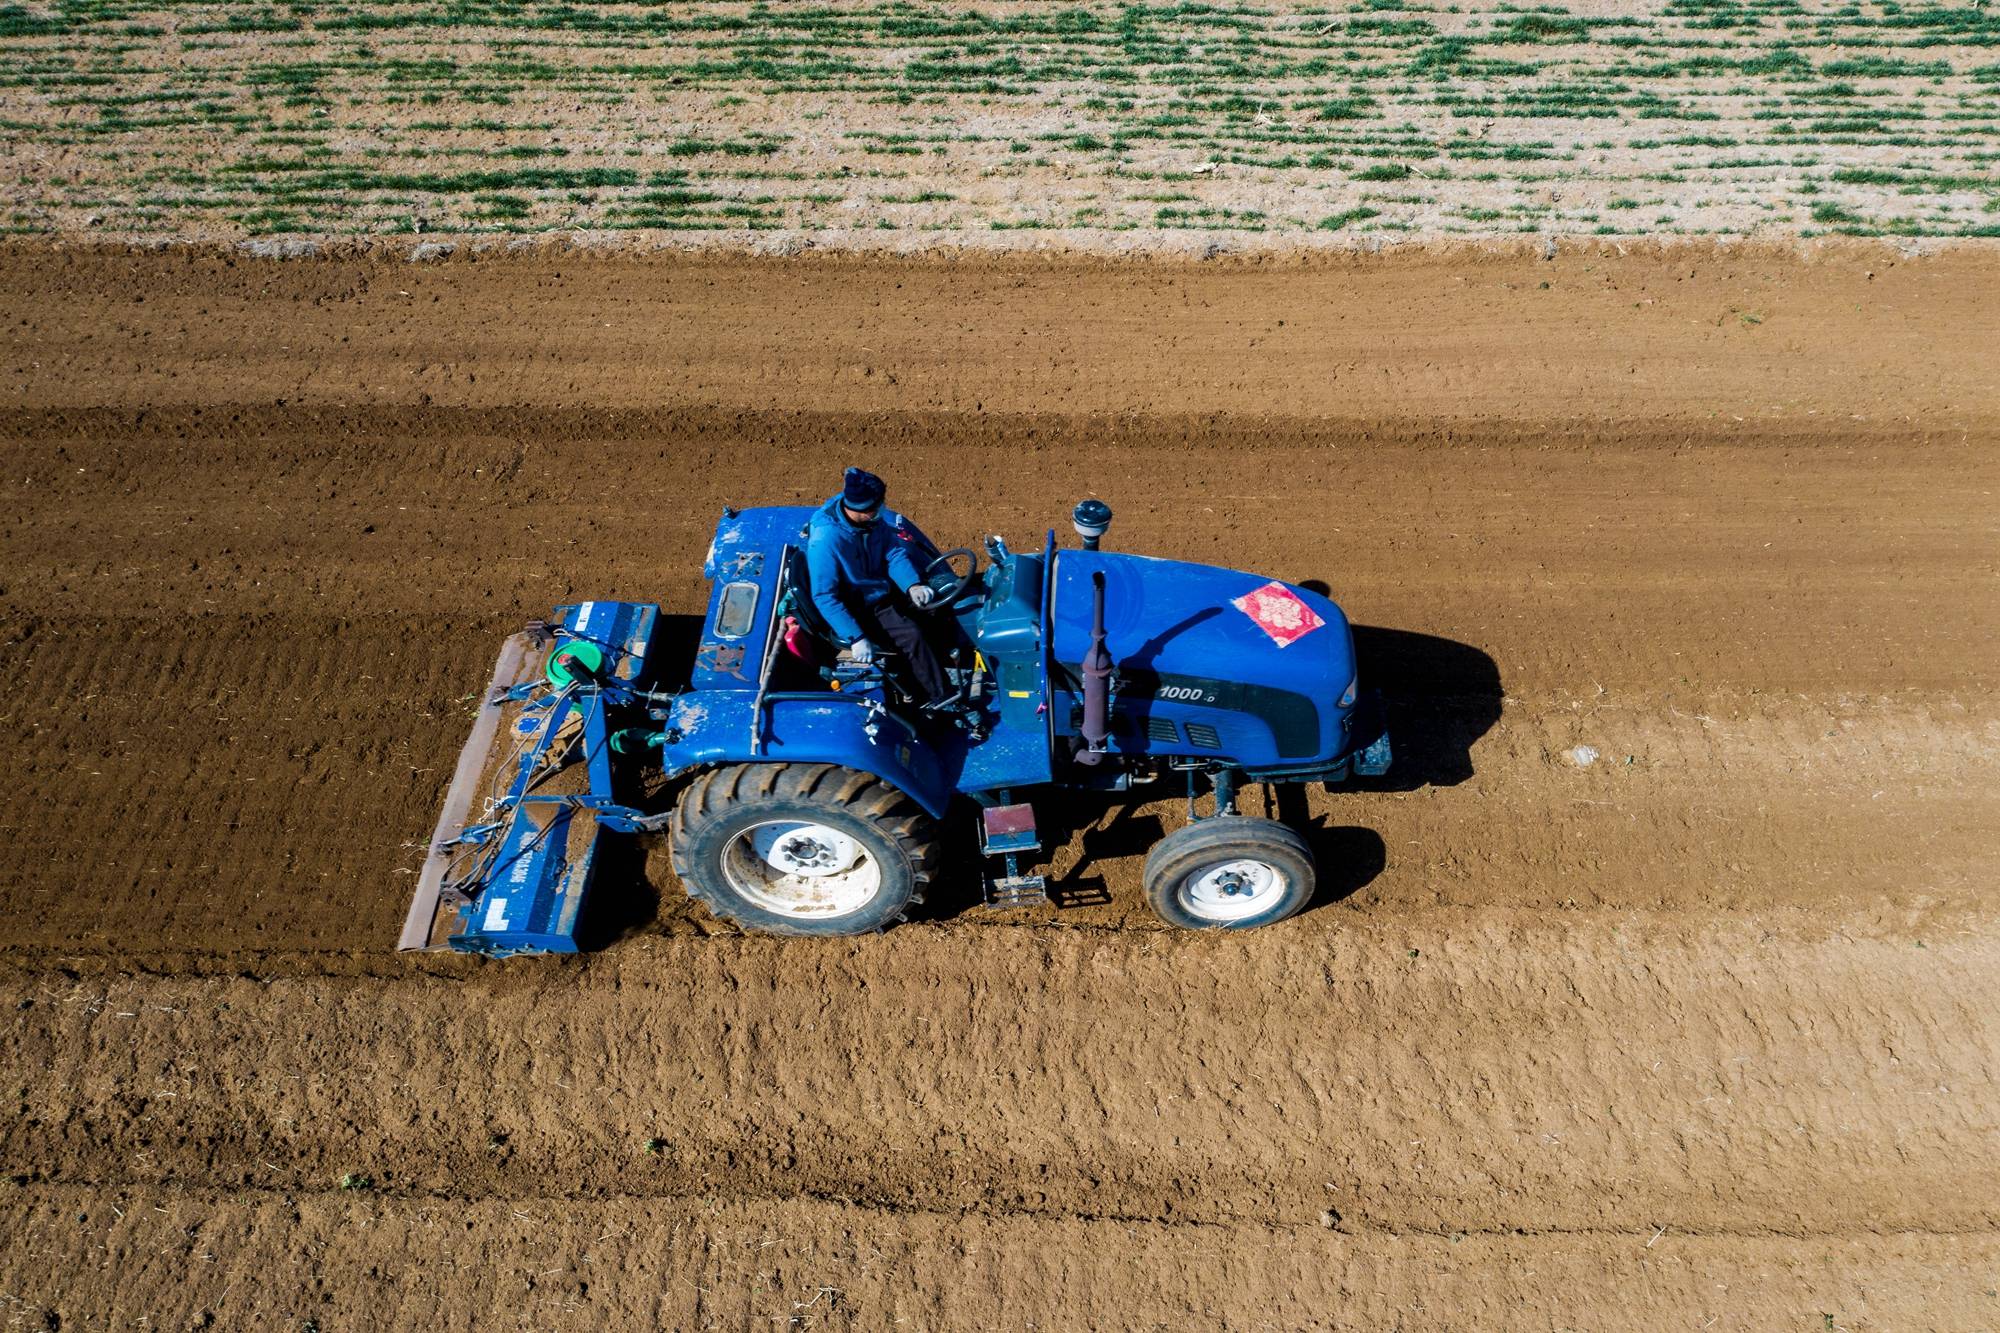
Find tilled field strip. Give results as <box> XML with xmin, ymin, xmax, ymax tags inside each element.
<box><xmin>7</xmin><ymin>920</ymin><xmax>1998</xmax><ymax>1237</ymax></box>
<box><xmin>2</xmin><ymin>247</ymin><xmax>1997</xmax><ymax>1327</ymax></box>
<box><xmin>2</xmin><ymin>629</ymin><xmax>1988</xmax><ymax>953</ymax></box>
<box><xmin>2</xmin><ymin>406</ymin><xmax>1995</xmax><ymax>949</ymax></box>
<box><xmin>3</xmin><ymin>1189</ymin><xmax>1992</xmax><ymax>1331</ymax></box>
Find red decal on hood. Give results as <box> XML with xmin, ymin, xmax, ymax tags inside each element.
<box><xmin>1230</xmin><ymin>581</ymin><xmax>1325</xmax><ymax>648</ymax></box>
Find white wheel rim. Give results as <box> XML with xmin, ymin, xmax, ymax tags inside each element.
<box><xmin>722</xmin><ymin>820</ymin><xmax>884</xmax><ymax>918</ymax></box>
<box><xmin>1179</xmin><ymin>858</ymin><xmax>1289</xmax><ymax>922</ymax></box>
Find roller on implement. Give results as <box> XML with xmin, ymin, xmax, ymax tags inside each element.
<box><xmin>401</xmin><ymin>500</ymin><xmax>1390</xmax><ymax>953</ymax></box>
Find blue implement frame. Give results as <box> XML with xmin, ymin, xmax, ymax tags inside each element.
<box><xmin>401</xmin><ymin>601</ymin><xmax>661</xmax><ymax>955</ymax></box>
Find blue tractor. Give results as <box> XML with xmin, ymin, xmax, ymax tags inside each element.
<box><xmin>397</xmin><ymin>501</ymin><xmax>1391</xmax><ymax>954</ymax></box>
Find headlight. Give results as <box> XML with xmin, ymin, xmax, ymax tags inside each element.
<box><xmin>1338</xmin><ymin>675</ymin><xmax>1357</xmax><ymax>708</ymax></box>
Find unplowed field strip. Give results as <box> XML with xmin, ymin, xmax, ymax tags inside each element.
<box><xmin>1</xmin><ymin>246</ymin><xmax>1996</xmax><ymax>1328</ymax></box>
<box><xmin>6</xmin><ymin>243</ymin><xmax>1999</xmax><ymax>428</ymax></box>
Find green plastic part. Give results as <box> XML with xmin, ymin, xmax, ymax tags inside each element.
<box><xmin>545</xmin><ymin>639</ymin><xmax>606</xmax><ymax>689</ymax></box>
<box><xmin>609</xmin><ymin>727</ymin><xmax>663</xmax><ymax>756</ymax></box>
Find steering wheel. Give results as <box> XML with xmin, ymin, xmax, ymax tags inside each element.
<box><xmin>917</xmin><ymin>547</ymin><xmax>978</xmax><ymax>613</ymax></box>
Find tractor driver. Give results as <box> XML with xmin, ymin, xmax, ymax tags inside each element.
<box><xmin>805</xmin><ymin>467</ymin><xmax>953</xmax><ymax>704</ymax></box>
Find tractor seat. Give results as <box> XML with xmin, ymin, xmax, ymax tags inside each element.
<box><xmin>782</xmin><ymin>548</ymin><xmax>833</xmax><ymax>632</ymax></box>
<box><xmin>779</xmin><ymin>547</ymin><xmax>840</xmax><ymax>665</ymax></box>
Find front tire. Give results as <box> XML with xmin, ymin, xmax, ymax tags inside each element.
<box><xmin>1143</xmin><ymin>816</ymin><xmax>1315</xmax><ymax>930</ymax></box>
<box><xmin>670</xmin><ymin>763</ymin><xmax>937</xmax><ymax>936</ymax></box>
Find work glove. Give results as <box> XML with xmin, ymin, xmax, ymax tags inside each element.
<box><xmin>907</xmin><ymin>584</ymin><xmax>936</xmax><ymax>608</ymax></box>
<box><xmin>848</xmin><ymin>638</ymin><xmax>876</xmax><ymax>664</ymax></box>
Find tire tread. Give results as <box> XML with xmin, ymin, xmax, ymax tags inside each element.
<box><xmin>670</xmin><ymin>763</ymin><xmax>939</xmax><ymax>934</ymax></box>
<box><xmin>1142</xmin><ymin>815</ymin><xmax>1315</xmax><ymax>931</ymax></box>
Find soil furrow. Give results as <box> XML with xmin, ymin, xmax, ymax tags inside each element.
<box><xmin>3</xmin><ymin>1187</ymin><xmax>1995</xmax><ymax>1332</ymax></box>
<box><xmin>11</xmin><ymin>1180</ymin><xmax>2000</xmax><ymax>1241</ymax></box>
<box><xmin>6</xmin><ymin>923</ymin><xmax>1996</xmax><ymax>1238</ymax></box>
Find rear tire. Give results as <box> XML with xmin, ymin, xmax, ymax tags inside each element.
<box><xmin>1143</xmin><ymin>815</ymin><xmax>1315</xmax><ymax>930</ymax></box>
<box><xmin>670</xmin><ymin>763</ymin><xmax>938</xmax><ymax>936</ymax></box>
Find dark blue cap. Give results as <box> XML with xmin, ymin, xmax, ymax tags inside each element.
<box><xmin>842</xmin><ymin>467</ymin><xmax>886</xmax><ymax>513</ymax></box>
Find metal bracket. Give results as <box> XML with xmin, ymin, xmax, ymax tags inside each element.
<box><xmin>985</xmin><ymin>874</ymin><xmax>1049</xmax><ymax>909</ymax></box>
<box><xmin>978</xmin><ymin>799</ymin><xmax>1048</xmax><ymax>908</ymax></box>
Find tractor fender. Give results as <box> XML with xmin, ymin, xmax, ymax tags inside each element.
<box><xmin>656</xmin><ymin>692</ymin><xmax>955</xmax><ymax>819</ymax></box>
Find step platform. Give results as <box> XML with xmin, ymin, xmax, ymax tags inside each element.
<box><xmin>979</xmin><ymin>803</ymin><xmax>1050</xmax><ymax>909</ymax></box>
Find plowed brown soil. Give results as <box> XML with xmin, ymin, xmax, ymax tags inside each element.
<box><xmin>1</xmin><ymin>243</ymin><xmax>1997</xmax><ymax>1330</ymax></box>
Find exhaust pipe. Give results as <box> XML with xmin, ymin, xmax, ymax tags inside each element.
<box><xmin>1078</xmin><ymin>571</ymin><xmax>1111</xmax><ymax>765</ymax></box>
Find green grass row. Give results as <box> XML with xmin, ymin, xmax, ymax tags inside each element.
<box><xmin>2</xmin><ymin>0</ymin><xmax>1997</xmax><ymax>239</ymax></box>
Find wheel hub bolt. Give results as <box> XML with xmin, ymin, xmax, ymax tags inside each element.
<box><xmin>783</xmin><ymin>836</ymin><xmax>831</xmax><ymax>867</ymax></box>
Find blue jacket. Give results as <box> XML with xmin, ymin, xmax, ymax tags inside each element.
<box><xmin>805</xmin><ymin>495</ymin><xmax>926</xmax><ymax>644</ymax></box>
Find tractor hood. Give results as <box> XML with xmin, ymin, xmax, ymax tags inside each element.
<box><xmin>1048</xmin><ymin>549</ymin><xmax>1357</xmax><ymax>767</ymax></box>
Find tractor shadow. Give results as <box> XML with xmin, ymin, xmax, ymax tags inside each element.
<box><xmin>576</xmin><ymin>834</ymin><xmax>662</xmax><ymax>950</ymax></box>
<box><xmin>586</xmin><ymin>613</ymin><xmax>702</xmax><ymax>948</ymax></box>
<box><xmin>1272</xmin><ymin>786</ymin><xmax>1388</xmax><ymax>913</ymax></box>
<box><xmin>983</xmin><ymin>786</ymin><xmax>1392</xmax><ymax>921</ymax></box>
<box><xmin>1030</xmin><ymin>799</ymin><xmax>1385</xmax><ymax>917</ymax></box>
<box><xmin>1045</xmin><ymin>798</ymin><xmax>1164</xmax><ymax>910</ymax></box>
<box><xmin>1342</xmin><ymin>620</ymin><xmax>1505</xmax><ymax>793</ymax></box>
<box><xmin>643</xmin><ymin>612</ymin><xmax>710</xmax><ymax>693</ymax></box>
<box><xmin>1293</xmin><ymin>581</ymin><xmax>1505</xmax><ymax>793</ymax></box>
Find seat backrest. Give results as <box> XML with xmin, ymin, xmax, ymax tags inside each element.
<box><xmin>780</xmin><ymin>544</ymin><xmax>836</xmax><ymax>642</ymax></box>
